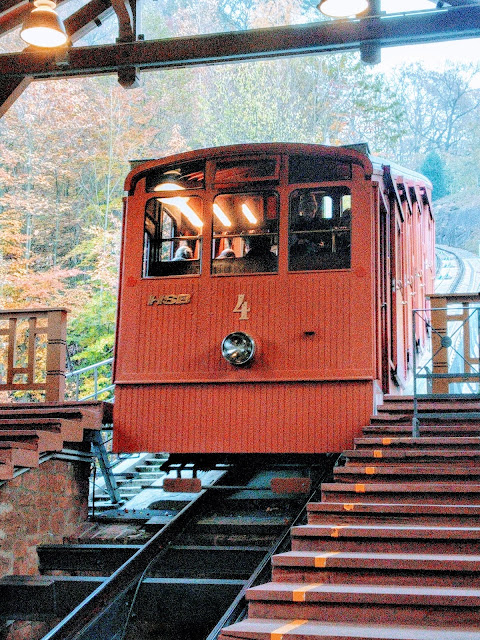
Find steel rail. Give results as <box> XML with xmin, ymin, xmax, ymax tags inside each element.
<box><xmin>40</xmin><ymin>482</ymin><xmax>221</xmax><ymax>640</ymax></box>
<box><xmin>38</xmin><ymin>461</ymin><xmax>334</xmax><ymax>640</ymax></box>
<box><xmin>437</xmin><ymin>246</ymin><xmax>466</xmax><ymax>294</ymax></box>
<box><xmin>204</xmin><ymin>457</ymin><xmax>336</xmax><ymax>640</ymax></box>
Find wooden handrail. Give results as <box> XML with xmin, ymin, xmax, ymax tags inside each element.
<box><xmin>0</xmin><ymin>308</ymin><xmax>68</xmax><ymax>402</ymax></box>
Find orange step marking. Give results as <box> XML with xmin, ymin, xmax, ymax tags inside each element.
<box><xmin>330</xmin><ymin>526</ymin><xmax>346</xmax><ymax>537</ymax></box>
<box><xmin>314</xmin><ymin>551</ymin><xmax>341</xmax><ymax>567</ymax></box>
<box><xmin>292</xmin><ymin>584</ymin><xmax>322</xmax><ymax>601</ymax></box>
<box><xmin>373</xmin><ymin>450</ymin><xmax>383</xmax><ymax>458</ymax></box>
<box><xmin>382</xmin><ymin>438</ymin><xmax>392</xmax><ymax>445</ymax></box>
<box><xmin>365</xmin><ymin>467</ymin><xmax>376</xmax><ymax>475</ymax></box>
<box><xmin>343</xmin><ymin>503</ymin><xmax>355</xmax><ymax>511</ymax></box>
<box><xmin>355</xmin><ymin>483</ymin><xmax>366</xmax><ymax>492</ymax></box>
<box><xmin>271</xmin><ymin>620</ymin><xmax>308</xmax><ymax>640</ymax></box>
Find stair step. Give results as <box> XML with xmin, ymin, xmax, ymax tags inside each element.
<box><xmin>362</xmin><ymin>425</ymin><xmax>480</xmax><ymax>437</ymax></box>
<box><xmin>246</xmin><ymin>582</ymin><xmax>480</xmax><ymax>627</ymax></box>
<box><xmin>0</xmin><ymin>446</ymin><xmax>39</xmax><ymax>469</ymax></box>
<box><xmin>0</xmin><ymin>429</ymin><xmax>63</xmax><ymax>452</ymax></box>
<box><xmin>376</xmin><ymin>401</ymin><xmax>480</xmax><ymax>414</ymax></box>
<box><xmin>0</xmin><ymin>401</ymin><xmax>110</xmax><ymax>440</ymax></box>
<box><xmin>271</xmin><ymin>551</ymin><xmax>480</xmax><ymax>586</ymax></box>
<box><xmin>322</xmin><ymin>482</ymin><xmax>480</xmax><ymax>505</ymax></box>
<box><xmin>370</xmin><ymin>414</ymin><xmax>480</xmax><ymax>424</ymax></box>
<box><xmin>0</xmin><ymin>458</ymin><xmax>13</xmax><ymax>480</ymax></box>
<box><xmin>143</xmin><ymin>457</ymin><xmax>167</xmax><ymax>464</ymax></box>
<box><xmin>354</xmin><ymin>437</ymin><xmax>480</xmax><ymax>450</ymax></box>
<box><xmin>382</xmin><ymin>395</ymin><xmax>478</xmax><ymax>403</ymax></box>
<box><xmin>343</xmin><ymin>449</ymin><xmax>480</xmax><ymax>463</ymax></box>
<box><xmin>0</xmin><ymin>418</ymin><xmax>62</xmax><ymax>429</ymax></box>
<box><xmin>370</xmin><ymin>415</ymin><xmax>413</xmax><ymax>424</ymax></box>
<box><xmin>220</xmin><ymin>618</ymin><xmax>480</xmax><ymax>640</ymax></box>
<box><xmin>376</xmin><ymin>400</ymin><xmax>480</xmax><ymax>419</ymax></box>
<box><xmin>137</xmin><ymin>472</ymin><xmax>164</xmax><ymax>478</ymax></box>
<box><xmin>307</xmin><ymin>502</ymin><xmax>480</xmax><ymax>526</ymax></box>
<box><xmin>221</xmin><ymin>395</ymin><xmax>480</xmax><ymax>640</ymax></box>
<box><xmin>334</xmin><ymin>465</ymin><xmax>480</xmax><ymax>483</ymax></box>
<box><xmin>291</xmin><ymin>523</ymin><xmax>480</xmax><ymax>553</ymax></box>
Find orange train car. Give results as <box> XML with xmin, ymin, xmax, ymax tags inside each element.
<box><xmin>113</xmin><ymin>143</ymin><xmax>434</xmax><ymax>458</ymax></box>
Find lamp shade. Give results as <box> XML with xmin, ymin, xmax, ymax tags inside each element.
<box><xmin>318</xmin><ymin>0</ymin><xmax>369</xmax><ymax>17</ymax></box>
<box><xmin>20</xmin><ymin>0</ymin><xmax>68</xmax><ymax>48</ymax></box>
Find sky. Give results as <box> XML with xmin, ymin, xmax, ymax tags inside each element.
<box><xmin>379</xmin><ymin>39</ymin><xmax>480</xmax><ymax>71</ymax></box>
<box><xmin>378</xmin><ymin>0</ymin><xmax>480</xmax><ymax>70</ymax></box>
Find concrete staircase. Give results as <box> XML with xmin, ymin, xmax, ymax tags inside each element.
<box><xmin>220</xmin><ymin>395</ymin><xmax>480</xmax><ymax>640</ymax></box>
<box><xmin>0</xmin><ymin>401</ymin><xmax>112</xmax><ymax>480</ymax></box>
<box><xmin>89</xmin><ymin>453</ymin><xmax>168</xmax><ymax>509</ymax></box>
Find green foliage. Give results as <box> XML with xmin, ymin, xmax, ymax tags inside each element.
<box><xmin>421</xmin><ymin>151</ymin><xmax>449</xmax><ymax>200</ymax></box>
<box><xmin>68</xmin><ymin>296</ymin><xmax>116</xmax><ymax>366</ymax></box>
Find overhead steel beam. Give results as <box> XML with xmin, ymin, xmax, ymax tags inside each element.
<box><xmin>110</xmin><ymin>0</ymin><xmax>140</xmax><ymax>86</ymax></box>
<box><xmin>443</xmin><ymin>0</ymin><xmax>480</xmax><ymax>5</ymax></box>
<box><xmin>0</xmin><ymin>75</ymin><xmax>31</xmax><ymax>116</ymax></box>
<box><xmin>0</xmin><ymin>5</ymin><xmax>479</xmax><ymax>81</ymax></box>
<box><xmin>0</xmin><ymin>0</ymin><xmax>28</xmax><ymax>19</ymax></box>
<box><xmin>63</xmin><ymin>0</ymin><xmax>115</xmax><ymax>42</ymax></box>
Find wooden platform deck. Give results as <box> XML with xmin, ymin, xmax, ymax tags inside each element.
<box><xmin>0</xmin><ymin>401</ymin><xmax>112</xmax><ymax>480</ymax></box>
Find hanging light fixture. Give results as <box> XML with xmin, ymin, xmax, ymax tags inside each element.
<box><xmin>20</xmin><ymin>0</ymin><xmax>68</xmax><ymax>48</ymax></box>
<box><xmin>318</xmin><ymin>0</ymin><xmax>369</xmax><ymax>17</ymax></box>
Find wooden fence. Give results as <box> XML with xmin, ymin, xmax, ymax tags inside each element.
<box><xmin>0</xmin><ymin>308</ymin><xmax>68</xmax><ymax>402</ymax></box>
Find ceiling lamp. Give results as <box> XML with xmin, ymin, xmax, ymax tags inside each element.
<box><xmin>241</xmin><ymin>204</ymin><xmax>258</xmax><ymax>225</ymax></box>
<box><xmin>20</xmin><ymin>0</ymin><xmax>68</xmax><ymax>48</ymax></box>
<box><xmin>318</xmin><ymin>0</ymin><xmax>369</xmax><ymax>17</ymax></box>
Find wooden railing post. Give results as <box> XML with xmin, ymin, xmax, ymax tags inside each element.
<box><xmin>45</xmin><ymin>309</ymin><xmax>68</xmax><ymax>402</ymax></box>
<box><xmin>427</xmin><ymin>293</ymin><xmax>480</xmax><ymax>395</ymax></box>
<box><xmin>429</xmin><ymin>296</ymin><xmax>449</xmax><ymax>394</ymax></box>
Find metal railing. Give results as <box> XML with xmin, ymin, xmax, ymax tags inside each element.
<box><xmin>65</xmin><ymin>357</ymin><xmax>114</xmax><ymax>402</ymax></box>
<box><xmin>412</xmin><ymin>293</ymin><xmax>480</xmax><ymax>436</ymax></box>
<box><xmin>65</xmin><ymin>356</ymin><xmax>121</xmax><ymax>503</ymax></box>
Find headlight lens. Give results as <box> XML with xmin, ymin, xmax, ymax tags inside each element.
<box><xmin>221</xmin><ymin>332</ymin><xmax>255</xmax><ymax>366</ymax></box>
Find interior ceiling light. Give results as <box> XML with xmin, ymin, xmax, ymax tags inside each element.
<box><xmin>158</xmin><ymin>197</ymin><xmax>203</xmax><ymax>228</ymax></box>
<box><xmin>241</xmin><ymin>204</ymin><xmax>258</xmax><ymax>224</ymax></box>
<box><xmin>213</xmin><ymin>203</ymin><xmax>232</xmax><ymax>227</ymax></box>
<box><xmin>318</xmin><ymin>0</ymin><xmax>369</xmax><ymax>17</ymax></box>
<box><xmin>154</xmin><ymin>182</ymin><xmax>185</xmax><ymax>191</ymax></box>
<box><xmin>20</xmin><ymin>0</ymin><xmax>68</xmax><ymax>48</ymax></box>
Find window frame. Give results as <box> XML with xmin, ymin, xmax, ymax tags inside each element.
<box><xmin>142</xmin><ymin>195</ymin><xmax>203</xmax><ymax>278</ymax></box>
<box><xmin>211</xmin><ymin>189</ymin><xmax>280</xmax><ymax>276</ymax></box>
<box><xmin>287</xmin><ymin>185</ymin><xmax>352</xmax><ymax>273</ymax></box>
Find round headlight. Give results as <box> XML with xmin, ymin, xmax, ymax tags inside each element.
<box><xmin>221</xmin><ymin>332</ymin><xmax>255</xmax><ymax>366</ymax></box>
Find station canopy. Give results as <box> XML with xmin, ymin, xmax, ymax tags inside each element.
<box><xmin>0</xmin><ymin>0</ymin><xmax>480</xmax><ymax>116</ymax></box>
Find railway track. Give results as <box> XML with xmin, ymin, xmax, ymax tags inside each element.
<box><xmin>435</xmin><ymin>245</ymin><xmax>466</xmax><ymax>293</ymax></box>
<box><xmin>0</xmin><ymin>458</ymin><xmax>335</xmax><ymax>640</ymax></box>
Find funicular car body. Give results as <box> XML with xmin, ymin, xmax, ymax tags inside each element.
<box><xmin>113</xmin><ymin>143</ymin><xmax>434</xmax><ymax>455</ymax></box>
